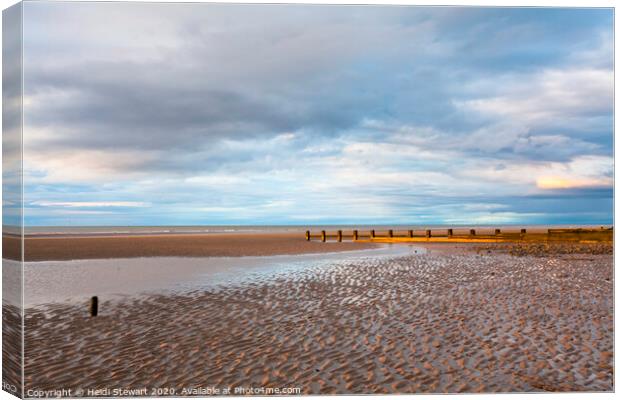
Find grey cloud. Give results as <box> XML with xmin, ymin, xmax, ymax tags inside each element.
<box><xmin>15</xmin><ymin>3</ymin><xmax>613</xmax><ymax>226</ymax></box>
<box><xmin>23</xmin><ymin>4</ymin><xmax>612</xmax><ymax>165</ymax></box>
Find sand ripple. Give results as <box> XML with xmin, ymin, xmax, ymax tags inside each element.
<box><xmin>24</xmin><ymin>251</ymin><xmax>613</xmax><ymax>394</ymax></box>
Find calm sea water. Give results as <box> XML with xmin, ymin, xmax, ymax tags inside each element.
<box><xmin>21</xmin><ymin>224</ymin><xmax>604</xmax><ymax>236</ymax></box>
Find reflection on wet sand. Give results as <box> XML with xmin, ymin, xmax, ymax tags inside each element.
<box><xmin>23</xmin><ymin>245</ymin><xmax>416</xmax><ymax>306</ymax></box>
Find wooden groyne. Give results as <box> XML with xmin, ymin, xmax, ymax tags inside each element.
<box><xmin>305</xmin><ymin>227</ymin><xmax>613</xmax><ymax>243</ymax></box>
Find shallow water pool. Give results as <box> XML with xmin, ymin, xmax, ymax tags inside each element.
<box><xmin>23</xmin><ymin>244</ymin><xmax>424</xmax><ymax>306</ymax></box>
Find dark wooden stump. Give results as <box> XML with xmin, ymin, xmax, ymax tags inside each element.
<box><xmin>90</xmin><ymin>296</ymin><xmax>98</xmax><ymax>317</ymax></box>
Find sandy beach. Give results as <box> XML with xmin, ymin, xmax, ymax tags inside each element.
<box><xmin>20</xmin><ymin>239</ymin><xmax>613</xmax><ymax>394</ymax></box>
<box><xmin>4</xmin><ymin>232</ymin><xmax>377</xmax><ymax>262</ymax></box>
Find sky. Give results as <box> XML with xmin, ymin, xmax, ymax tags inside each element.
<box><xmin>13</xmin><ymin>3</ymin><xmax>615</xmax><ymax>226</ymax></box>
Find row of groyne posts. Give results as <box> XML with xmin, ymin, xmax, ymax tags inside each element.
<box><xmin>305</xmin><ymin>227</ymin><xmax>613</xmax><ymax>243</ymax></box>
<box><xmin>306</xmin><ymin>228</ymin><xmax>525</xmax><ymax>242</ymax></box>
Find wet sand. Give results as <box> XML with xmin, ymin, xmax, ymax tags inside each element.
<box><xmin>3</xmin><ymin>304</ymin><xmax>21</xmax><ymax>396</ymax></box>
<box><xmin>23</xmin><ymin>243</ymin><xmax>613</xmax><ymax>394</ymax></box>
<box><xmin>416</xmin><ymin>241</ymin><xmax>613</xmax><ymax>257</ymax></box>
<box><xmin>4</xmin><ymin>233</ymin><xmax>377</xmax><ymax>262</ymax></box>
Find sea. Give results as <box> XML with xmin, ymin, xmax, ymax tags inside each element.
<box><xmin>18</xmin><ymin>224</ymin><xmax>605</xmax><ymax>237</ymax></box>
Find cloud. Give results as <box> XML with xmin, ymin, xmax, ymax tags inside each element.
<box><xmin>32</xmin><ymin>201</ymin><xmax>149</xmax><ymax>208</ymax></box>
<box><xmin>16</xmin><ymin>3</ymin><xmax>613</xmax><ymax>225</ymax></box>
<box><xmin>456</xmin><ymin>68</ymin><xmax>612</xmax><ymax>128</ymax></box>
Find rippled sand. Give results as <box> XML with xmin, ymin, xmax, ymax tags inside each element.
<box><xmin>24</xmin><ymin>250</ymin><xmax>613</xmax><ymax>394</ymax></box>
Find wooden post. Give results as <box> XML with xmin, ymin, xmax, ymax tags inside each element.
<box><xmin>353</xmin><ymin>230</ymin><xmax>358</xmax><ymax>241</ymax></box>
<box><xmin>321</xmin><ymin>230</ymin><xmax>326</xmax><ymax>242</ymax></box>
<box><xmin>408</xmin><ymin>230</ymin><xmax>413</xmax><ymax>238</ymax></box>
<box><xmin>305</xmin><ymin>230</ymin><xmax>310</xmax><ymax>241</ymax></box>
<box><xmin>370</xmin><ymin>229</ymin><xmax>375</xmax><ymax>239</ymax></box>
<box><xmin>337</xmin><ymin>230</ymin><xmax>342</xmax><ymax>242</ymax></box>
<box><xmin>470</xmin><ymin>229</ymin><xmax>476</xmax><ymax>236</ymax></box>
<box><xmin>388</xmin><ymin>229</ymin><xmax>393</xmax><ymax>238</ymax></box>
<box><xmin>447</xmin><ymin>228</ymin><xmax>453</xmax><ymax>237</ymax></box>
<box><xmin>495</xmin><ymin>228</ymin><xmax>501</xmax><ymax>235</ymax></box>
<box><xmin>90</xmin><ymin>296</ymin><xmax>98</xmax><ymax>317</ymax></box>
<box><xmin>425</xmin><ymin>229</ymin><xmax>431</xmax><ymax>238</ymax></box>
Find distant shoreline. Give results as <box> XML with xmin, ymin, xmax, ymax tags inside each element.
<box><xmin>2</xmin><ymin>223</ymin><xmax>611</xmax><ymax>238</ymax></box>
